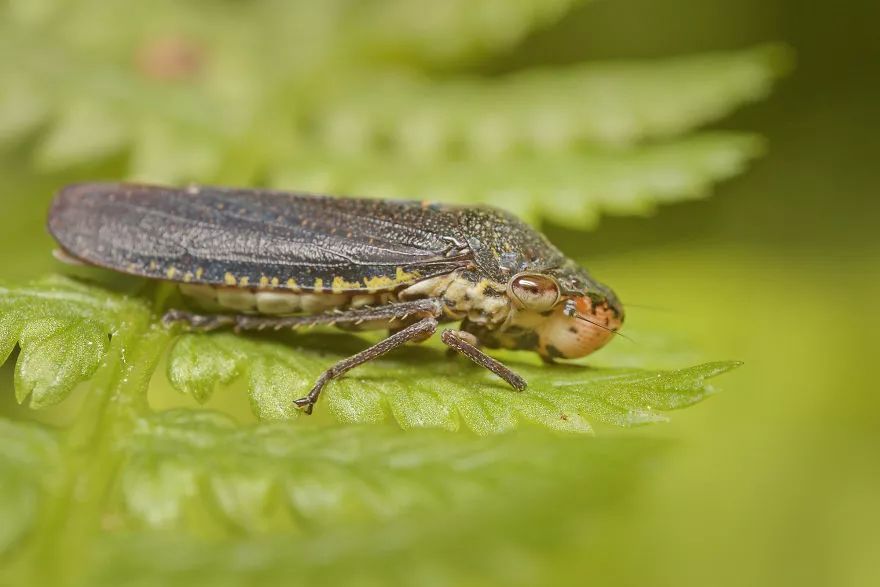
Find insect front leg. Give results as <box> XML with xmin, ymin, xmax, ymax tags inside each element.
<box><xmin>440</xmin><ymin>330</ymin><xmax>527</xmax><ymax>392</ymax></box>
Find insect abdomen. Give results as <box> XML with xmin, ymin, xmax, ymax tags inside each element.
<box><xmin>179</xmin><ymin>284</ymin><xmax>391</xmax><ymax>315</ymax></box>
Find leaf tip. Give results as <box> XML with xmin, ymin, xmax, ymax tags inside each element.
<box><xmin>756</xmin><ymin>42</ymin><xmax>797</xmax><ymax>78</ymax></box>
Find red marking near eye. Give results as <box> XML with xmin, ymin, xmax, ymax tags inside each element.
<box><xmin>575</xmin><ymin>295</ymin><xmax>592</xmax><ymax>315</ymax></box>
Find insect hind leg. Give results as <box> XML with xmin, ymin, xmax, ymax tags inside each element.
<box><xmin>162</xmin><ymin>298</ymin><xmax>445</xmax><ymax>415</ymax></box>
<box><xmin>162</xmin><ymin>309</ymin><xmax>234</xmax><ymax>331</ymax></box>
<box><xmin>162</xmin><ymin>298</ymin><xmax>443</xmax><ymax>333</ymax></box>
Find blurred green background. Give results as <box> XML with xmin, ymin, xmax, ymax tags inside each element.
<box><xmin>553</xmin><ymin>1</ymin><xmax>880</xmax><ymax>584</ymax></box>
<box><xmin>1</xmin><ymin>0</ymin><xmax>878</xmax><ymax>585</ymax></box>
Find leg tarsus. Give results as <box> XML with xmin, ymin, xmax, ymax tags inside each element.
<box><xmin>441</xmin><ymin>329</ymin><xmax>527</xmax><ymax>391</ymax></box>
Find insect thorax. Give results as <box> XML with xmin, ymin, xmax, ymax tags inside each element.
<box><xmin>398</xmin><ymin>270</ymin><xmax>512</xmax><ymax>328</ymax></box>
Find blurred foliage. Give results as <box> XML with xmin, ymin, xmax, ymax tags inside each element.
<box><xmin>0</xmin><ymin>0</ymin><xmax>786</xmax><ymax>226</ymax></box>
<box><xmin>6</xmin><ymin>0</ymin><xmax>874</xmax><ymax>586</ymax></box>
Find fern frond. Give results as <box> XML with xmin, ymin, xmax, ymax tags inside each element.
<box><xmin>167</xmin><ymin>332</ymin><xmax>739</xmax><ymax>434</ymax></box>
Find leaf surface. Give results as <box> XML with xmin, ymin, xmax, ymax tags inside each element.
<box><xmin>166</xmin><ymin>331</ymin><xmax>739</xmax><ymax>435</ymax></box>
<box><xmin>0</xmin><ymin>277</ymin><xmax>150</xmax><ymax>408</ymax></box>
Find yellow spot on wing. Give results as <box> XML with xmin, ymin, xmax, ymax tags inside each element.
<box><xmin>195</xmin><ymin>267</ymin><xmax>204</xmax><ymax>279</ymax></box>
<box><xmin>313</xmin><ymin>278</ymin><xmax>324</xmax><ymax>290</ymax></box>
<box><xmin>166</xmin><ymin>267</ymin><xmax>177</xmax><ymax>279</ymax></box>
<box><xmin>224</xmin><ymin>272</ymin><xmax>237</xmax><ymax>286</ymax></box>
<box><xmin>239</xmin><ymin>276</ymin><xmax>250</xmax><ymax>287</ymax></box>
<box><xmin>396</xmin><ymin>267</ymin><xmax>419</xmax><ymax>282</ymax></box>
<box><xmin>183</xmin><ymin>271</ymin><xmax>193</xmax><ymax>283</ymax></box>
<box><xmin>259</xmin><ymin>276</ymin><xmax>269</xmax><ymax>287</ymax></box>
<box><xmin>271</xmin><ymin>277</ymin><xmax>280</xmax><ymax>287</ymax></box>
<box><xmin>286</xmin><ymin>278</ymin><xmax>299</xmax><ymax>291</ymax></box>
<box><xmin>363</xmin><ymin>275</ymin><xmax>395</xmax><ymax>291</ymax></box>
<box><xmin>362</xmin><ymin>268</ymin><xmax>420</xmax><ymax>292</ymax></box>
<box><xmin>332</xmin><ymin>276</ymin><xmax>362</xmax><ymax>293</ymax></box>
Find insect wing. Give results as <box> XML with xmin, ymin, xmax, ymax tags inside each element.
<box><xmin>48</xmin><ymin>183</ymin><xmax>467</xmax><ymax>292</ymax></box>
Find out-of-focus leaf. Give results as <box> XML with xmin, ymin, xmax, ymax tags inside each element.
<box><xmin>347</xmin><ymin>0</ymin><xmax>591</xmax><ymax>65</ymax></box>
<box><xmin>0</xmin><ymin>78</ymin><xmax>51</xmax><ymax>144</ymax></box>
<box><xmin>270</xmin><ymin>132</ymin><xmax>762</xmax><ymax>226</ymax></box>
<box><xmin>0</xmin><ymin>419</ymin><xmax>61</xmax><ymax>555</ymax></box>
<box><xmin>35</xmin><ymin>101</ymin><xmax>129</xmax><ymax>169</ymax></box>
<box><xmin>115</xmin><ymin>409</ymin><xmax>654</xmax><ymax>533</ymax></box>
<box><xmin>307</xmin><ymin>46</ymin><xmax>787</xmax><ymax>157</ymax></box>
<box><xmin>92</xmin><ymin>431</ymin><xmax>658</xmax><ymax>587</ymax></box>
<box><xmin>0</xmin><ymin>0</ymin><xmax>787</xmax><ymax>225</ymax></box>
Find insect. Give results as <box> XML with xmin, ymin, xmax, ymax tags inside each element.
<box><xmin>48</xmin><ymin>183</ymin><xmax>624</xmax><ymax>414</ymax></box>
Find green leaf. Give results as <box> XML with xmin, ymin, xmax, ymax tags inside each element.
<box><xmin>0</xmin><ymin>279</ymin><xmax>738</xmax><ymax>434</ymax></box>
<box><xmin>34</xmin><ymin>101</ymin><xmax>129</xmax><ymax>170</ymax></box>
<box><xmin>0</xmin><ymin>419</ymin><xmax>61</xmax><ymax>555</ymax></box>
<box><xmin>0</xmin><ymin>276</ymin><xmax>150</xmax><ymax>408</ymax></box>
<box><xmin>347</xmin><ymin>0</ymin><xmax>591</xmax><ymax>65</ymax></box>
<box><xmin>270</xmin><ymin>132</ymin><xmax>763</xmax><ymax>226</ymax></box>
<box><xmin>87</xmin><ymin>432</ymin><xmax>660</xmax><ymax>586</ymax></box>
<box><xmin>0</xmin><ymin>277</ymin><xmax>739</xmax><ymax>585</ymax></box>
<box><xmin>115</xmin><ymin>410</ymin><xmax>655</xmax><ymax>533</ymax></box>
<box><xmin>0</xmin><ymin>0</ymin><xmax>787</xmax><ymax>225</ymax></box>
<box><xmin>166</xmin><ymin>331</ymin><xmax>740</xmax><ymax>435</ymax></box>
<box><xmin>89</xmin><ymin>409</ymin><xmax>661</xmax><ymax>586</ymax></box>
<box><xmin>0</xmin><ymin>77</ymin><xmax>51</xmax><ymax>145</ymax></box>
<box><xmin>306</xmin><ymin>46</ymin><xmax>787</xmax><ymax>158</ymax></box>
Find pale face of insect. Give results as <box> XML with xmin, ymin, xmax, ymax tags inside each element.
<box><xmin>502</xmin><ymin>273</ymin><xmax>623</xmax><ymax>359</ymax></box>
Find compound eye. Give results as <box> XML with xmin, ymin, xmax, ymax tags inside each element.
<box><xmin>509</xmin><ymin>274</ymin><xmax>560</xmax><ymax>312</ymax></box>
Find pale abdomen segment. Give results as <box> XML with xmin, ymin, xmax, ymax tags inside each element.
<box><xmin>179</xmin><ymin>284</ymin><xmax>393</xmax><ymax>315</ymax></box>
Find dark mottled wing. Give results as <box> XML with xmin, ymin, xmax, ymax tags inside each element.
<box><xmin>48</xmin><ymin>183</ymin><xmax>468</xmax><ymax>292</ymax></box>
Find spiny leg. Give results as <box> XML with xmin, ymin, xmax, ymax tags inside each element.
<box><xmin>162</xmin><ymin>309</ymin><xmax>234</xmax><ymax>331</ymax></box>
<box><xmin>162</xmin><ymin>298</ymin><xmax>443</xmax><ymax>332</ymax></box>
<box><xmin>163</xmin><ymin>299</ymin><xmax>445</xmax><ymax>414</ymax></box>
<box><xmin>294</xmin><ymin>317</ymin><xmax>439</xmax><ymax>414</ymax></box>
<box><xmin>440</xmin><ymin>329</ymin><xmax>527</xmax><ymax>392</ymax></box>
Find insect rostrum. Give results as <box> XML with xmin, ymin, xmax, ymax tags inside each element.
<box><xmin>48</xmin><ymin>183</ymin><xmax>624</xmax><ymax>414</ymax></box>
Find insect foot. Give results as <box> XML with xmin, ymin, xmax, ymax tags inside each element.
<box><xmin>292</xmin><ymin>385</ymin><xmax>322</xmax><ymax>415</ymax></box>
